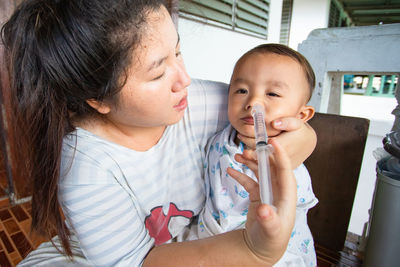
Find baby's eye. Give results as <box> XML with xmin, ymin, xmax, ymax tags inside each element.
<box><xmin>267</xmin><ymin>92</ymin><xmax>280</xmax><ymax>97</ymax></box>
<box><xmin>236</xmin><ymin>88</ymin><xmax>248</xmax><ymax>94</ymax></box>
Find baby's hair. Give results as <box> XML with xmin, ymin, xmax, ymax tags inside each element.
<box><xmin>238</xmin><ymin>43</ymin><xmax>315</xmax><ymax>101</ymax></box>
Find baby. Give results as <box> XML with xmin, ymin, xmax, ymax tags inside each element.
<box><xmin>198</xmin><ymin>44</ymin><xmax>318</xmax><ymax>267</ymax></box>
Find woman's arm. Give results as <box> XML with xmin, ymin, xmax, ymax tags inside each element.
<box><xmin>144</xmin><ymin>230</ymin><xmax>267</xmax><ymax>266</ymax></box>
<box><xmin>144</xmin><ymin>139</ymin><xmax>297</xmax><ymax>266</ymax></box>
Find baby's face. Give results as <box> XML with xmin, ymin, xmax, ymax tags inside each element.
<box><xmin>228</xmin><ymin>52</ymin><xmax>312</xmax><ymax>139</ymax></box>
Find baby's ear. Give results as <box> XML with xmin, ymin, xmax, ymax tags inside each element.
<box><xmin>297</xmin><ymin>105</ymin><xmax>315</xmax><ymax>122</ymax></box>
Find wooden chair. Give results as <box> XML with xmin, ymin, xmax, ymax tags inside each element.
<box><xmin>304</xmin><ymin>112</ymin><xmax>370</xmax><ymax>253</ymax></box>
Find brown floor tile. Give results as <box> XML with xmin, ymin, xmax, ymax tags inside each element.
<box><xmin>10</xmin><ymin>205</ymin><xmax>28</xmax><ymax>222</ymax></box>
<box><xmin>0</xmin><ymin>201</ymin><xmax>51</xmax><ymax>266</ymax></box>
<box><xmin>0</xmin><ymin>231</ymin><xmax>15</xmax><ymax>253</ymax></box>
<box><xmin>3</xmin><ymin>220</ymin><xmax>20</xmax><ymax>235</ymax></box>
<box><xmin>0</xmin><ymin>198</ymin><xmax>10</xmax><ymax>209</ymax></box>
<box><xmin>21</xmin><ymin>202</ymin><xmax>31</xmax><ymax>213</ymax></box>
<box><xmin>11</xmin><ymin>232</ymin><xmax>32</xmax><ymax>259</ymax></box>
<box><xmin>8</xmin><ymin>251</ymin><xmax>21</xmax><ymax>263</ymax></box>
<box><xmin>18</xmin><ymin>220</ymin><xmax>31</xmax><ymax>237</ymax></box>
<box><xmin>9</xmin><ymin>250</ymin><xmax>21</xmax><ymax>261</ymax></box>
<box><xmin>13</xmin><ymin>257</ymin><xmax>22</xmax><ymax>266</ymax></box>
<box><xmin>13</xmin><ymin>258</ymin><xmax>22</xmax><ymax>266</ymax></box>
<box><xmin>0</xmin><ymin>209</ymin><xmax>11</xmax><ymax>221</ymax></box>
<box><xmin>0</xmin><ymin>250</ymin><xmax>12</xmax><ymax>267</ymax></box>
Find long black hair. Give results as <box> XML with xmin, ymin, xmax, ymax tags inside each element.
<box><xmin>1</xmin><ymin>0</ymin><xmax>164</xmax><ymax>256</ymax></box>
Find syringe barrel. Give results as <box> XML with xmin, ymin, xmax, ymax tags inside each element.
<box><xmin>256</xmin><ymin>145</ymin><xmax>273</xmax><ymax>205</ymax></box>
<box><xmin>251</xmin><ymin>104</ymin><xmax>268</xmax><ymax>145</ymax></box>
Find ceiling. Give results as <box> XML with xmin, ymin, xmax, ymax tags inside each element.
<box><xmin>337</xmin><ymin>0</ymin><xmax>400</xmax><ymax>25</ymax></box>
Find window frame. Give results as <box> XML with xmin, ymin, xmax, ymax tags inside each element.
<box><xmin>178</xmin><ymin>0</ymin><xmax>270</xmax><ymax>39</ymax></box>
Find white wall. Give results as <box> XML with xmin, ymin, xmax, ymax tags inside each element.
<box><xmin>341</xmin><ymin>95</ymin><xmax>396</xmax><ymax>235</ymax></box>
<box><xmin>289</xmin><ymin>0</ymin><xmax>330</xmax><ymax>49</ymax></box>
<box><xmin>178</xmin><ymin>0</ymin><xmax>284</xmax><ymax>84</ymax></box>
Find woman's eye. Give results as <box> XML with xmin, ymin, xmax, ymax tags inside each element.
<box><xmin>176</xmin><ymin>51</ymin><xmax>182</xmax><ymax>57</ymax></box>
<box><xmin>152</xmin><ymin>72</ymin><xmax>165</xmax><ymax>81</ymax></box>
<box><xmin>236</xmin><ymin>88</ymin><xmax>248</xmax><ymax>94</ymax></box>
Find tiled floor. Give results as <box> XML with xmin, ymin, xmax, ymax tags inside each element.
<box><xmin>0</xmin><ymin>200</ymin><xmax>47</xmax><ymax>266</ymax></box>
<box><xmin>0</xmin><ymin>199</ymin><xmax>363</xmax><ymax>267</ymax></box>
<box><xmin>316</xmin><ymin>243</ymin><xmax>363</xmax><ymax>267</ymax></box>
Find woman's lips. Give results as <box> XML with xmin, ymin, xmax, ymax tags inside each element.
<box><xmin>174</xmin><ymin>96</ymin><xmax>188</xmax><ymax>111</ymax></box>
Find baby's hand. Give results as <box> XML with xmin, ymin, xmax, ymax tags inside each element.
<box><xmin>227</xmin><ymin>139</ymin><xmax>297</xmax><ymax>265</ymax></box>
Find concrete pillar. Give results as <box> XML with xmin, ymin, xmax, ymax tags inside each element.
<box><xmin>378</xmin><ymin>75</ymin><xmax>386</xmax><ymax>95</ymax></box>
<box><xmin>388</xmin><ymin>75</ymin><xmax>396</xmax><ymax>96</ymax></box>
<box><xmin>327</xmin><ymin>73</ymin><xmax>343</xmax><ymax>114</ymax></box>
<box><xmin>365</xmin><ymin>75</ymin><xmax>374</xmax><ymax>96</ymax></box>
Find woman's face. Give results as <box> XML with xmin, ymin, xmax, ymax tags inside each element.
<box><xmin>102</xmin><ymin>6</ymin><xmax>191</xmax><ymax>131</ymax></box>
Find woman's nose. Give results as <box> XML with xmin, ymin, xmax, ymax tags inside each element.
<box><xmin>172</xmin><ymin>59</ymin><xmax>191</xmax><ymax>92</ymax></box>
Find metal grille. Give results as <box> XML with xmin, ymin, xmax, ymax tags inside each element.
<box><xmin>179</xmin><ymin>0</ymin><xmax>270</xmax><ymax>38</ymax></box>
<box><xmin>279</xmin><ymin>0</ymin><xmax>293</xmax><ymax>45</ymax></box>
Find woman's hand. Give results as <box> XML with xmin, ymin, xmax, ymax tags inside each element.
<box><xmin>226</xmin><ymin>139</ymin><xmax>297</xmax><ymax>265</ymax></box>
<box><xmin>238</xmin><ymin>117</ymin><xmax>317</xmax><ymax>168</ymax></box>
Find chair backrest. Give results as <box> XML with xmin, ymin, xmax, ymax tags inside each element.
<box><xmin>304</xmin><ymin>112</ymin><xmax>369</xmax><ymax>252</ymax></box>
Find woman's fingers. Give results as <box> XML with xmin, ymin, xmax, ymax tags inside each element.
<box><xmin>242</xmin><ymin>149</ymin><xmax>257</xmax><ymax>161</ymax></box>
<box><xmin>268</xmin><ymin>139</ymin><xmax>296</xmax><ymax>215</ymax></box>
<box><xmin>272</xmin><ymin>117</ymin><xmax>303</xmax><ymax>132</ymax></box>
<box><xmin>269</xmin><ymin>139</ymin><xmax>293</xmax><ymax>179</ymax></box>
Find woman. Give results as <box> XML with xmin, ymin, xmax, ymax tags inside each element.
<box><xmin>1</xmin><ymin>0</ymin><xmax>316</xmax><ymax>266</ymax></box>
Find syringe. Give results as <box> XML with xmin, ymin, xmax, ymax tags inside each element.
<box><xmin>251</xmin><ymin>104</ymin><xmax>273</xmax><ymax>205</ymax></box>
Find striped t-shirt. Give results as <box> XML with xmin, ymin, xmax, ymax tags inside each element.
<box><xmin>58</xmin><ymin>79</ymin><xmax>229</xmax><ymax>266</ymax></box>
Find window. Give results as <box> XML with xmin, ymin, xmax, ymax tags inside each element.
<box><xmin>328</xmin><ymin>0</ymin><xmax>340</xmax><ymax>27</ymax></box>
<box><xmin>343</xmin><ymin>74</ymin><xmax>397</xmax><ymax>98</ymax></box>
<box><xmin>279</xmin><ymin>0</ymin><xmax>293</xmax><ymax>45</ymax></box>
<box><xmin>179</xmin><ymin>0</ymin><xmax>270</xmax><ymax>38</ymax></box>
<box><xmin>328</xmin><ymin>0</ymin><xmax>352</xmax><ymax>27</ymax></box>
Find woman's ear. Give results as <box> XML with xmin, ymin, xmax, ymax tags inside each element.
<box><xmin>86</xmin><ymin>99</ymin><xmax>111</xmax><ymax>114</ymax></box>
<box><xmin>297</xmin><ymin>105</ymin><xmax>315</xmax><ymax>122</ymax></box>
